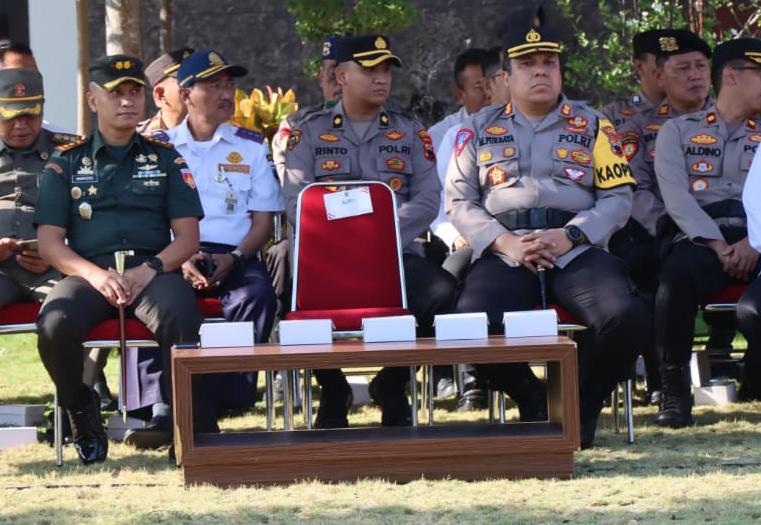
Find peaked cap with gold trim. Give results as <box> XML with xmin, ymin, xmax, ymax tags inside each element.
<box><xmin>335</xmin><ymin>35</ymin><xmax>402</xmax><ymax>68</ymax></box>
<box><xmin>177</xmin><ymin>48</ymin><xmax>247</xmax><ymax>88</ymax></box>
<box><xmin>502</xmin><ymin>6</ymin><xmax>561</xmax><ymax>60</ymax></box>
<box><xmin>0</xmin><ymin>67</ymin><xmax>43</xmax><ymax>121</ymax></box>
<box><xmin>144</xmin><ymin>47</ymin><xmax>194</xmax><ymax>86</ymax></box>
<box><xmin>89</xmin><ymin>54</ymin><xmax>146</xmax><ymax>91</ymax></box>
<box><xmin>712</xmin><ymin>38</ymin><xmax>761</xmax><ymax>83</ymax></box>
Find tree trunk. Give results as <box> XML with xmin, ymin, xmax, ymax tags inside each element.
<box><xmin>160</xmin><ymin>0</ymin><xmax>173</xmax><ymax>53</ymax></box>
<box><xmin>105</xmin><ymin>0</ymin><xmax>141</xmax><ymax>57</ymax></box>
<box><xmin>76</xmin><ymin>0</ymin><xmax>91</xmax><ymax>136</ymax></box>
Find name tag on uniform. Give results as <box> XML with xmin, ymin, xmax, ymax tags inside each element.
<box><xmin>323</xmin><ymin>187</ymin><xmax>373</xmax><ymax>221</ymax></box>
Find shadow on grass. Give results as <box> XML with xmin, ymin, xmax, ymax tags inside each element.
<box><xmin>0</xmin><ymin>393</ymin><xmax>54</xmax><ymax>405</ymax></box>
<box><xmin>8</xmin><ymin>450</ymin><xmax>178</xmax><ymax>478</ymax></box>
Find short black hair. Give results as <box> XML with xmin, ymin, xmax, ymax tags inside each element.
<box><xmin>482</xmin><ymin>47</ymin><xmax>502</xmax><ymax>78</ymax></box>
<box><xmin>454</xmin><ymin>48</ymin><xmax>487</xmax><ymax>88</ymax></box>
<box><xmin>0</xmin><ymin>42</ymin><xmax>34</xmax><ymax>63</ymax></box>
<box><xmin>713</xmin><ymin>57</ymin><xmax>750</xmax><ymax>94</ymax></box>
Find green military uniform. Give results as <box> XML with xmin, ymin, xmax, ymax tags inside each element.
<box><xmin>34</xmin><ymin>55</ymin><xmax>206</xmax><ymax>465</ymax></box>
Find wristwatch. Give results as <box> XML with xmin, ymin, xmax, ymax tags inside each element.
<box><xmin>230</xmin><ymin>248</ymin><xmax>245</xmax><ymax>267</ymax></box>
<box><xmin>564</xmin><ymin>225</ymin><xmax>586</xmax><ymax>246</ymax></box>
<box><xmin>144</xmin><ymin>256</ymin><xmax>164</xmax><ymax>274</ymax></box>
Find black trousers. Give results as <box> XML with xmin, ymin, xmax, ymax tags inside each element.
<box><xmin>737</xmin><ymin>276</ymin><xmax>761</xmax><ymax>384</ymax></box>
<box><xmin>315</xmin><ymin>253</ymin><xmax>457</xmax><ymax>391</ymax></box>
<box><xmin>656</xmin><ymin>239</ymin><xmax>758</xmax><ymax>367</ymax></box>
<box><xmin>457</xmin><ymin>248</ymin><xmax>650</xmax><ymax>403</ymax></box>
<box><xmin>37</xmin><ymin>271</ymin><xmax>202</xmax><ymax>410</ymax></box>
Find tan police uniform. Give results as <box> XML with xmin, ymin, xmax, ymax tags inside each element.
<box><xmin>601</xmin><ymin>90</ymin><xmax>658</xmax><ymax>130</ymax></box>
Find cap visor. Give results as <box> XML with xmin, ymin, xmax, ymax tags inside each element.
<box><xmin>102</xmin><ymin>77</ymin><xmax>146</xmax><ymax>91</ymax></box>
<box><xmin>0</xmin><ymin>102</ymin><xmax>42</xmax><ymax>120</ymax></box>
<box><xmin>357</xmin><ymin>54</ymin><xmax>402</xmax><ymax>68</ymax></box>
<box><xmin>197</xmin><ymin>64</ymin><xmax>248</xmax><ymax>82</ymax></box>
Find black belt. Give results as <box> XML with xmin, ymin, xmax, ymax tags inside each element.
<box><xmin>702</xmin><ymin>199</ymin><xmax>746</xmax><ymax>220</ymax></box>
<box><xmin>494</xmin><ymin>208</ymin><xmax>576</xmax><ymax>230</ymax></box>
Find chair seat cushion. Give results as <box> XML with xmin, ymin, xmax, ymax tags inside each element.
<box><xmin>705</xmin><ymin>284</ymin><xmax>748</xmax><ymax>305</ymax></box>
<box><xmin>0</xmin><ymin>303</ymin><xmax>40</xmax><ymax>325</ymax></box>
<box><xmin>196</xmin><ymin>297</ymin><xmax>223</xmax><ymax>318</ymax></box>
<box><xmin>286</xmin><ymin>307</ymin><xmax>410</xmax><ymax>331</ymax></box>
<box><xmin>85</xmin><ymin>319</ymin><xmax>155</xmax><ymax>341</ymax></box>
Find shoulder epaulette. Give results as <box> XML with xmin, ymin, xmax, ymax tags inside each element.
<box><xmin>55</xmin><ymin>137</ymin><xmax>87</xmax><ymax>152</ymax></box>
<box><xmin>50</xmin><ymin>132</ymin><xmax>84</xmax><ymax>146</ymax></box>
<box><xmin>233</xmin><ymin>126</ymin><xmax>265</xmax><ymax>144</ymax></box>
<box><xmin>143</xmin><ymin>132</ymin><xmax>173</xmax><ymax>148</ymax></box>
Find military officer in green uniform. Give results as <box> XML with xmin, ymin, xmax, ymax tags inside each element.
<box><xmin>284</xmin><ymin>35</ymin><xmax>457</xmax><ymax>427</ymax></box>
<box><xmin>446</xmin><ymin>9</ymin><xmax>651</xmax><ymax>448</ymax></box>
<box><xmin>0</xmin><ymin>68</ymin><xmax>79</xmax><ymax>306</ymax></box>
<box><xmin>654</xmin><ymin>38</ymin><xmax>761</xmax><ymax>427</ymax></box>
<box><xmin>34</xmin><ymin>55</ymin><xmax>205</xmax><ymax>464</ymax></box>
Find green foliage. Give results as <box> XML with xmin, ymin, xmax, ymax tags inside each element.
<box><xmin>285</xmin><ymin>0</ymin><xmax>418</xmax><ymax>76</ymax></box>
<box><xmin>556</xmin><ymin>0</ymin><xmax>761</xmax><ymax>105</ymax></box>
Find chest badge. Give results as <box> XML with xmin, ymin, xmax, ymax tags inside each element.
<box><xmin>71</xmin><ymin>186</ymin><xmax>82</xmax><ymax>199</ymax></box>
<box><xmin>691</xmin><ymin>177</ymin><xmax>708</xmax><ymax>192</ymax></box>
<box><xmin>321</xmin><ymin>160</ymin><xmax>341</xmax><ymax>171</ymax></box>
<box><xmin>563</xmin><ymin>167</ymin><xmax>586</xmax><ymax>182</ymax></box>
<box><xmin>389</xmin><ymin>177</ymin><xmax>403</xmax><ymax>192</ymax></box>
<box><xmin>384</xmin><ymin>130</ymin><xmax>405</xmax><ymax>141</ymax></box>
<box><xmin>485</xmin><ymin>125</ymin><xmax>507</xmax><ymax>136</ymax></box>
<box><xmin>87</xmin><ymin>185</ymin><xmax>98</xmax><ymax>197</ymax></box>
<box><xmin>567</xmin><ymin>116</ymin><xmax>588</xmax><ymax>128</ymax></box>
<box><xmin>386</xmin><ymin>157</ymin><xmax>406</xmax><ymax>171</ymax></box>
<box><xmin>40</xmin><ymin>151</ymin><xmax>49</xmax><ymax>160</ymax></box>
<box><xmin>319</xmin><ymin>133</ymin><xmax>340</xmax><ymax>142</ymax></box>
<box><xmin>479</xmin><ymin>150</ymin><xmax>493</xmax><ymax>163</ymax></box>
<box><xmin>78</xmin><ymin>201</ymin><xmax>92</xmax><ymax>220</ymax></box>
<box><xmin>690</xmin><ymin>134</ymin><xmax>718</xmax><ymax>145</ymax></box>
<box><xmin>750</xmin><ymin>134</ymin><xmax>761</xmax><ymax>143</ymax></box>
<box><xmin>227</xmin><ymin>151</ymin><xmax>243</xmax><ymax>163</ymax></box>
<box><xmin>571</xmin><ymin>149</ymin><xmax>591</xmax><ymax>165</ymax></box>
<box><xmin>691</xmin><ymin>160</ymin><xmax>713</xmax><ymax>173</ymax></box>
<box><xmin>556</xmin><ymin>147</ymin><xmax>569</xmax><ymax>159</ymax></box>
<box><xmin>77</xmin><ymin>157</ymin><xmax>94</xmax><ymax>175</ymax></box>
<box><xmin>502</xmin><ymin>146</ymin><xmax>516</xmax><ymax>159</ymax></box>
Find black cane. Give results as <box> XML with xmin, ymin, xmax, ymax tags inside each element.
<box><xmin>537</xmin><ymin>266</ymin><xmax>548</xmax><ymax>310</ymax></box>
<box><xmin>114</xmin><ymin>250</ymin><xmax>133</xmax><ymax>423</ymax></box>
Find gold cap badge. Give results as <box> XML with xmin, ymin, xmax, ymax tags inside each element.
<box><xmin>658</xmin><ymin>37</ymin><xmax>679</xmax><ymax>52</ymax></box>
<box><xmin>525</xmin><ymin>29</ymin><xmax>541</xmax><ymax>43</ymax></box>
<box><xmin>375</xmin><ymin>37</ymin><xmax>387</xmax><ymax>50</ymax></box>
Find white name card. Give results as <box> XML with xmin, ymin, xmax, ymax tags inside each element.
<box><xmin>199</xmin><ymin>322</ymin><xmax>254</xmax><ymax>348</ymax></box>
<box><xmin>434</xmin><ymin>312</ymin><xmax>488</xmax><ymax>341</ymax></box>
<box><xmin>363</xmin><ymin>315</ymin><xmax>417</xmax><ymax>343</ymax></box>
<box><xmin>279</xmin><ymin>319</ymin><xmax>333</xmax><ymax>345</ymax></box>
<box><xmin>324</xmin><ymin>187</ymin><xmax>373</xmax><ymax>220</ymax></box>
<box><xmin>503</xmin><ymin>310</ymin><xmax>558</xmax><ymax>338</ymax></box>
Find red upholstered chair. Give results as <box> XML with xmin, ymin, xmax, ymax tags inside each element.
<box><xmin>703</xmin><ymin>284</ymin><xmax>748</xmax><ymax>313</ymax></box>
<box><xmin>286</xmin><ymin>181</ymin><xmax>409</xmax><ymax>334</ymax></box>
<box><xmin>0</xmin><ymin>302</ymin><xmax>40</xmax><ymax>334</ymax></box>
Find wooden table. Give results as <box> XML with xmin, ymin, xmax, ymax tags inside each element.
<box><xmin>172</xmin><ymin>335</ymin><xmax>579</xmax><ymax>487</ymax></box>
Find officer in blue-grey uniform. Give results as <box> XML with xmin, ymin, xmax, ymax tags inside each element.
<box><xmin>284</xmin><ymin>35</ymin><xmax>457</xmax><ymax>428</ymax></box>
<box><xmin>124</xmin><ymin>49</ymin><xmax>282</xmax><ymax>449</ymax></box>
<box><xmin>446</xmin><ymin>9</ymin><xmax>651</xmax><ymax>448</ymax></box>
<box><xmin>34</xmin><ymin>55</ymin><xmax>206</xmax><ymax>464</ymax></box>
<box><xmin>654</xmin><ymin>38</ymin><xmax>761</xmax><ymax>427</ymax></box>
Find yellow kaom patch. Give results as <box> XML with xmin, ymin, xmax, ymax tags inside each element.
<box><xmin>593</xmin><ymin>118</ymin><xmax>636</xmax><ymax>190</ymax></box>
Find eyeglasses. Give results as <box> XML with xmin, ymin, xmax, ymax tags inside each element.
<box><xmin>732</xmin><ymin>66</ymin><xmax>761</xmax><ymax>73</ymax></box>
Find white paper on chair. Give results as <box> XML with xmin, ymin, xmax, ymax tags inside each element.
<box><xmin>199</xmin><ymin>322</ymin><xmax>254</xmax><ymax>348</ymax></box>
<box><xmin>279</xmin><ymin>319</ymin><xmax>333</xmax><ymax>345</ymax></box>
<box><xmin>324</xmin><ymin>187</ymin><xmax>373</xmax><ymax>220</ymax></box>
<box><xmin>504</xmin><ymin>310</ymin><xmax>558</xmax><ymax>338</ymax></box>
<box><xmin>434</xmin><ymin>312</ymin><xmax>488</xmax><ymax>341</ymax></box>
<box><xmin>362</xmin><ymin>315</ymin><xmax>417</xmax><ymax>343</ymax></box>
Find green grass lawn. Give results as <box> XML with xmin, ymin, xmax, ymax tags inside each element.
<box><xmin>3</xmin><ymin>330</ymin><xmax>761</xmax><ymax>524</ymax></box>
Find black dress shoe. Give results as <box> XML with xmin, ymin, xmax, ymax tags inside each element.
<box><xmin>123</xmin><ymin>415</ymin><xmax>172</xmax><ymax>449</ymax></box>
<box><xmin>655</xmin><ymin>365</ymin><xmax>693</xmax><ymax>429</ymax></box>
<box><xmin>456</xmin><ymin>388</ymin><xmax>488</xmax><ymax>412</ymax></box>
<box><xmin>369</xmin><ymin>375</ymin><xmax>411</xmax><ymax>426</ymax></box>
<box><xmin>67</xmin><ymin>387</ymin><xmax>108</xmax><ymax>465</ymax></box>
<box><xmin>579</xmin><ymin>397</ymin><xmax>604</xmax><ymax>450</ymax></box>
<box><xmin>314</xmin><ymin>384</ymin><xmax>353</xmax><ymax>429</ymax></box>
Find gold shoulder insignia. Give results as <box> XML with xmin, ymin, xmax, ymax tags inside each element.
<box><xmin>55</xmin><ymin>138</ymin><xmax>86</xmax><ymax>152</ymax></box>
<box><xmin>50</xmin><ymin>132</ymin><xmax>84</xmax><ymax>146</ymax></box>
<box><xmin>143</xmin><ymin>135</ymin><xmax>174</xmax><ymax>149</ymax></box>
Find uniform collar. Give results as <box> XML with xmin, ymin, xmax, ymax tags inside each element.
<box><xmin>331</xmin><ymin>100</ymin><xmax>391</xmax><ymax>144</ymax></box>
<box><xmin>0</xmin><ymin>129</ymin><xmax>53</xmax><ymax>158</ymax></box>
<box><xmin>172</xmin><ymin>117</ymin><xmax>234</xmax><ymax>147</ymax></box>
<box><xmin>658</xmin><ymin>96</ymin><xmax>714</xmax><ymax>118</ymax></box>
<box><xmin>91</xmin><ymin>128</ymin><xmax>141</xmax><ymax>157</ymax></box>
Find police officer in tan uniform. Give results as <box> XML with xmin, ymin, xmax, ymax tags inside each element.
<box><xmin>654</xmin><ymin>39</ymin><xmax>761</xmax><ymax>427</ymax></box>
<box><xmin>284</xmin><ymin>35</ymin><xmax>456</xmax><ymax>427</ymax></box>
<box><xmin>610</xmin><ymin>30</ymin><xmax>713</xmax><ymax>402</ymax></box>
<box><xmin>136</xmin><ymin>47</ymin><xmax>194</xmax><ymax>135</ymax></box>
<box><xmin>446</xmin><ymin>10</ymin><xmax>651</xmax><ymax>448</ymax></box>
<box><xmin>601</xmin><ymin>29</ymin><xmax>667</xmax><ymax>130</ymax></box>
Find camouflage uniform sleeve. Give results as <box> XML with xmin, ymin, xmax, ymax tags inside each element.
<box><xmin>445</xmin><ymin>122</ymin><xmax>508</xmax><ymax>258</ymax></box>
<box><xmin>282</xmin><ymin>122</ymin><xmax>314</xmax><ymax>228</ymax></box>
<box><xmin>567</xmin><ymin>117</ymin><xmax>634</xmax><ymax>245</ymax></box>
<box><xmin>33</xmin><ymin>152</ymin><xmax>71</xmax><ymax>229</ymax></box>
<box><xmin>398</xmin><ymin>124</ymin><xmax>440</xmax><ymax>248</ymax></box>
<box><xmin>655</xmin><ymin>119</ymin><xmax>722</xmax><ymax>242</ymax></box>
<box><xmin>623</xmin><ymin>115</ymin><xmax>665</xmax><ymax>236</ymax></box>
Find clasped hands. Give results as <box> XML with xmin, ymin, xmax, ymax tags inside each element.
<box><xmin>491</xmin><ymin>228</ymin><xmax>573</xmax><ymax>273</ymax></box>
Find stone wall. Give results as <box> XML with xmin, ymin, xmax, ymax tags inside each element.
<box><xmin>88</xmin><ymin>0</ymin><xmax>597</xmax><ymax>127</ymax></box>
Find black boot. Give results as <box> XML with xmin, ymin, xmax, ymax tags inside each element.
<box><xmin>369</xmin><ymin>367</ymin><xmax>411</xmax><ymax>427</ymax></box>
<box><xmin>655</xmin><ymin>365</ymin><xmax>693</xmax><ymax>428</ymax></box>
<box><xmin>579</xmin><ymin>395</ymin><xmax>605</xmax><ymax>450</ymax></box>
<box><xmin>314</xmin><ymin>382</ymin><xmax>353</xmax><ymax>429</ymax></box>
<box><xmin>67</xmin><ymin>387</ymin><xmax>108</xmax><ymax>464</ymax></box>
<box><xmin>485</xmin><ymin>364</ymin><xmax>548</xmax><ymax>422</ymax></box>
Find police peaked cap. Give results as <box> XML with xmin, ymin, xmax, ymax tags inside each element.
<box><xmin>712</xmin><ymin>38</ymin><xmax>761</xmax><ymax>78</ymax></box>
<box><xmin>501</xmin><ymin>5</ymin><xmax>561</xmax><ymax>60</ymax></box>
<box><xmin>335</xmin><ymin>35</ymin><xmax>402</xmax><ymax>68</ymax></box>
<box><xmin>632</xmin><ymin>29</ymin><xmax>669</xmax><ymax>58</ymax></box>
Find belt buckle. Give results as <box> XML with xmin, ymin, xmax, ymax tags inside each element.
<box><xmin>529</xmin><ymin>208</ymin><xmax>547</xmax><ymax>229</ymax></box>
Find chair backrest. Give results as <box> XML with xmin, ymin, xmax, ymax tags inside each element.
<box><xmin>291</xmin><ymin>181</ymin><xmax>407</xmax><ymax>312</ymax></box>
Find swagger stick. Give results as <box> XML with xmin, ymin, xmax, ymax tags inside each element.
<box><xmin>537</xmin><ymin>266</ymin><xmax>548</xmax><ymax>310</ymax></box>
<box><xmin>114</xmin><ymin>250</ymin><xmax>134</xmax><ymax>423</ymax></box>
